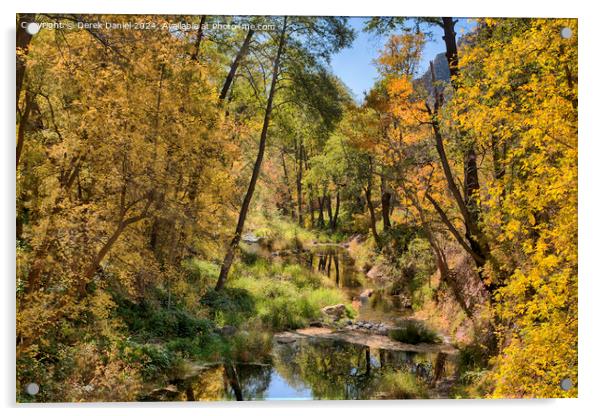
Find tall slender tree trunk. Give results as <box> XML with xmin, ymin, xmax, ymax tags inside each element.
<box><xmin>331</xmin><ymin>190</ymin><xmax>340</xmax><ymax>230</ymax></box>
<box><xmin>219</xmin><ymin>29</ymin><xmax>255</xmax><ymax>100</ymax></box>
<box><xmin>16</xmin><ymin>91</ymin><xmax>32</xmax><ymax>169</ymax></box>
<box><xmin>334</xmin><ymin>253</ymin><xmax>340</xmax><ymax>286</ymax></box>
<box><xmin>16</xmin><ymin>14</ymin><xmax>35</xmax><ymax>110</ymax></box>
<box><xmin>296</xmin><ymin>141</ymin><xmax>304</xmax><ymax>226</ymax></box>
<box><xmin>308</xmin><ymin>187</ymin><xmax>316</xmax><ymax>228</ymax></box>
<box><xmin>428</xmin><ymin>61</ymin><xmax>488</xmax><ymax>270</ymax></box>
<box><xmin>281</xmin><ymin>149</ymin><xmax>295</xmax><ymax>219</ymax></box>
<box><xmin>326</xmin><ymin>193</ymin><xmax>333</xmax><ymax>227</ymax></box>
<box><xmin>317</xmin><ymin>194</ymin><xmax>325</xmax><ymax>228</ymax></box>
<box><xmin>215</xmin><ymin>17</ymin><xmax>287</xmax><ymax>291</ymax></box>
<box><xmin>365</xmin><ymin>185</ymin><xmax>379</xmax><ymax>244</ymax></box>
<box><xmin>191</xmin><ymin>15</ymin><xmax>207</xmax><ymax>61</ymax></box>
<box><xmin>441</xmin><ymin>18</ymin><xmax>460</xmax><ymax>88</ymax></box>
<box><xmin>381</xmin><ymin>176</ymin><xmax>392</xmax><ymax>230</ymax></box>
<box><xmin>441</xmin><ymin>17</ymin><xmax>487</xmax><ymax>266</ymax></box>
<box><xmin>402</xmin><ymin>181</ymin><xmax>473</xmax><ymax>317</ymax></box>
<box><xmin>83</xmin><ymin>195</ymin><xmax>153</xmax><ymax>294</ymax></box>
<box><xmin>225</xmin><ymin>364</ymin><xmax>243</xmax><ymax>401</ymax></box>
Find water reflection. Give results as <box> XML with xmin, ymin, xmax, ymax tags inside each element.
<box><xmin>303</xmin><ymin>246</ymin><xmax>410</xmax><ymax>322</ymax></box>
<box><xmin>308</xmin><ymin>248</ymin><xmax>360</xmax><ymax>289</ymax></box>
<box><xmin>166</xmin><ymin>337</ymin><xmax>456</xmax><ymax>401</ymax></box>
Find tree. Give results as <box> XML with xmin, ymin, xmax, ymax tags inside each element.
<box><xmin>215</xmin><ymin>17</ymin><xmax>289</xmax><ymax>291</ymax></box>
<box><xmin>365</xmin><ymin>17</ymin><xmax>491</xmax><ymax>276</ymax></box>
<box><xmin>451</xmin><ymin>18</ymin><xmax>577</xmax><ymax>398</ymax></box>
<box><xmin>17</xmin><ymin>13</ymin><xmax>236</xmax><ymax>343</ymax></box>
<box><xmin>215</xmin><ymin>16</ymin><xmax>355</xmax><ymax>290</ymax></box>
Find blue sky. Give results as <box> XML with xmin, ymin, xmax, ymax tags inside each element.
<box><xmin>329</xmin><ymin>17</ymin><xmax>475</xmax><ymax>101</ymax></box>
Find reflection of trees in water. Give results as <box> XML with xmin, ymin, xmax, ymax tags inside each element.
<box><xmin>233</xmin><ymin>364</ymin><xmax>272</xmax><ymax>400</ymax></box>
<box><xmin>186</xmin><ymin>366</ymin><xmax>227</xmax><ymax>401</ymax></box>
<box><xmin>306</xmin><ymin>248</ymin><xmax>363</xmax><ymax>289</ymax></box>
<box><xmin>184</xmin><ymin>364</ymin><xmax>272</xmax><ymax>401</ymax></box>
<box><xmin>377</xmin><ymin>350</ymin><xmax>452</xmax><ymax>384</ymax></box>
<box><xmin>271</xmin><ymin>338</ymin><xmax>450</xmax><ymax>399</ymax></box>
<box><xmin>274</xmin><ymin>338</ymin><xmax>377</xmax><ymax>399</ymax></box>
<box><xmin>271</xmin><ymin>342</ymin><xmax>310</xmax><ymax>390</ymax></box>
<box><xmin>183</xmin><ymin>342</ymin><xmax>450</xmax><ymax>400</ymax></box>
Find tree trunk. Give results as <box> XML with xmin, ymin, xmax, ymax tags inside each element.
<box><xmin>441</xmin><ymin>18</ymin><xmax>460</xmax><ymax>87</ymax></box>
<box><xmin>331</xmin><ymin>190</ymin><xmax>340</xmax><ymax>230</ymax></box>
<box><xmin>431</xmin><ymin>110</ymin><xmax>488</xmax><ymax>270</ymax></box>
<box><xmin>365</xmin><ymin>185</ymin><xmax>379</xmax><ymax>244</ymax></box>
<box><xmin>215</xmin><ymin>17</ymin><xmax>287</xmax><ymax>291</ymax></box>
<box><xmin>84</xmin><ymin>223</ymin><xmax>126</xmax><ymax>282</ymax></box>
<box><xmin>16</xmin><ymin>14</ymin><xmax>35</xmax><ymax>110</ymax></box>
<box><xmin>334</xmin><ymin>253</ymin><xmax>340</xmax><ymax>286</ymax></box>
<box><xmin>296</xmin><ymin>141</ymin><xmax>304</xmax><ymax>226</ymax></box>
<box><xmin>225</xmin><ymin>364</ymin><xmax>243</xmax><ymax>401</ymax></box>
<box><xmin>317</xmin><ymin>194</ymin><xmax>326</xmax><ymax>228</ymax></box>
<box><xmin>83</xmin><ymin>197</ymin><xmax>152</xmax><ymax>294</ymax></box>
<box><xmin>191</xmin><ymin>15</ymin><xmax>207</xmax><ymax>61</ymax></box>
<box><xmin>326</xmin><ymin>193</ymin><xmax>333</xmax><ymax>227</ymax></box>
<box><xmin>381</xmin><ymin>176</ymin><xmax>392</xmax><ymax>230</ymax></box>
<box><xmin>219</xmin><ymin>29</ymin><xmax>255</xmax><ymax>100</ymax></box>
<box><xmin>402</xmin><ymin>181</ymin><xmax>474</xmax><ymax>318</ymax></box>
<box><xmin>441</xmin><ymin>18</ymin><xmax>487</xmax><ymax>267</ymax></box>
<box><xmin>280</xmin><ymin>149</ymin><xmax>295</xmax><ymax>219</ymax></box>
<box><xmin>16</xmin><ymin>91</ymin><xmax>32</xmax><ymax>169</ymax></box>
<box><xmin>308</xmin><ymin>187</ymin><xmax>315</xmax><ymax>228</ymax></box>
<box><xmin>428</xmin><ymin>62</ymin><xmax>487</xmax><ymax>270</ymax></box>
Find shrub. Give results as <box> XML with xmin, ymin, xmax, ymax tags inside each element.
<box><xmin>200</xmin><ymin>287</ymin><xmax>256</xmax><ymax>326</ymax></box>
<box><xmin>182</xmin><ymin>259</ymin><xmax>220</xmax><ymax>286</ymax></box>
<box><xmin>115</xmin><ymin>293</ymin><xmax>215</xmax><ymax>340</ymax></box>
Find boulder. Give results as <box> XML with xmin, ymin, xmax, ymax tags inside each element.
<box><xmin>359</xmin><ymin>289</ymin><xmax>374</xmax><ymax>300</ymax></box>
<box><xmin>242</xmin><ymin>233</ymin><xmax>261</xmax><ymax>243</ymax></box>
<box><xmin>321</xmin><ymin>304</ymin><xmax>347</xmax><ymax>321</ymax></box>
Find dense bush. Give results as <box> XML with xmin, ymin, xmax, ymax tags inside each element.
<box><xmin>200</xmin><ymin>287</ymin><xmax>256</xmax><ymax>326</ymax></box>
<box><xmin>115</xmin><ymin>291</ymin><xmax>215</xmax><ymax>340</ymax></box>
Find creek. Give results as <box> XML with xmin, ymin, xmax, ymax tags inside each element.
<box><xmin>144</xmin><ymin>243</ymin><xmax>458</xmax><ymax>401</ymax></box>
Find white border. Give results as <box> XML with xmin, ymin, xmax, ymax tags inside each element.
<box><xmin>2</xmin><ymin>1</ymin><xmax>600</xmax><ymax>415</ymax></box>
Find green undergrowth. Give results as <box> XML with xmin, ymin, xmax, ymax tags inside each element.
<box><xmin>202</xmin><ymin>258</ymin><xmax>352</xmax><ymax>331</ymax></box>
